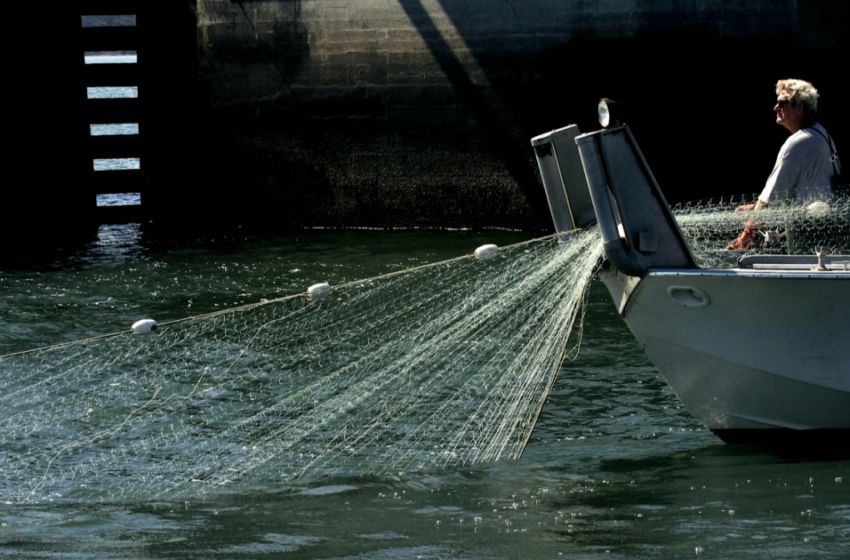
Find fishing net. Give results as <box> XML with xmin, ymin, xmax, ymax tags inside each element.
<box><xmin>5</xmin><ymin>191</ymin><xmax>847</xmax><ymax>505</ymax></box>
<box><xmin>0</xmin><ymin>229</ymin><xmax>603</xmax><ymax>504</ymax></box>
<box><xmin>673</xmin><ymin>193</ymin><xmax>850</xmax><ymax>268</ymax></box>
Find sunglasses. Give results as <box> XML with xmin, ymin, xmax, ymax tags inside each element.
<box><xmin>777</xmin><ymin>98</ymin><xmax>793</xmax><ymax>108</ymax></box>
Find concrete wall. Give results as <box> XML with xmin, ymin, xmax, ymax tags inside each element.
<box><xmin>198</xmin><ymin>0</ymin><xmax>798</xmax><ymax>120</ymax></box>
<box><xmin>195</xmin><ymin>0</ymin><xmax>846</xmax><ymax>231</ymax></box>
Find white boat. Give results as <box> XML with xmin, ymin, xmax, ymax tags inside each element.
<box><xmin>532</xmin><ymin>118</ymin><xmax>850</xmax><ymax>443</ymax></box>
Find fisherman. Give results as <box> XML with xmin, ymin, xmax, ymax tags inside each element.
<box><xmin>727</xmin><ymin>79</ymin><xmax>841</xmax><ymax>250</ymax></box>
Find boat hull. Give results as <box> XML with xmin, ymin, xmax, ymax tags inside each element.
<box><xmin>608</xmin><ymin>269</ymin><xmax>850</xmax><ymax>437</ymax></box>
<box><xmin>712</xmin><ymin>428</ymin><xmax>850</xmax><ymax>445</ymax></box>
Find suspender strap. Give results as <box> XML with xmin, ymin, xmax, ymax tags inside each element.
<box><xmin>807</xmin><ymin>126</ymin><xmax>841</xmax><ymax>175</ymax></box>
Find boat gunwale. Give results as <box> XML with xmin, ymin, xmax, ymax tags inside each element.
<box><xmin>647</xmin><ymin>268</ymin><xmax>850</xmax><ymax>279</ymax></box>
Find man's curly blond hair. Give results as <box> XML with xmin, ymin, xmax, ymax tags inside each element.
<box><xmin>777</xmin><ymin>79</ymin><xmax>819</xmax><ymax>118</ymax></box>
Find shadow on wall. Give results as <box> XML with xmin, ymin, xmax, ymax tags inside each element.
<box><xmin>201</xmin><ymin>0</ymin><xmax>310</xmax><ymax>105</ymax></box>
<box><xmin>198</xmin><ymin>0</ymin><xmax>553</xmax><ymax>231</ymax></box>
<box><xmin>395</xmin><ymin>0</ymin><xmax>551</xmax><ymax>226</ymax></box>
<box><xmin>530</xmin><ymin>32</ymin><xmax>848</xmax><ymax>204</ymax></box>
<box><xmin>238</xmin><ymin>0</ymin><xmax>307</xmax><ymax>87</ymax></box>
<box><xmin>195</xmin><ymin>0</ymin><xmax>326</xmax><ymax>230</ymax></box>
<box><xmin>426</xmin><ymin>0</ymin><xmax>847</xmax><ymax>204</ymax></box>
<box><xmin>195</xmin><ymin>0</ymin><xmax>847</xmax><ymax>230</ymax></box>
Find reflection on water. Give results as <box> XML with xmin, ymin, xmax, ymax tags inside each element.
<box><xmin>93</xmin><ymin>158</ymin><xmax>140</xmax><ymax>171</ymax></box>
<box><xmin>86</xmin><ymin>54</ymin><xmax>140</xmax><ymax>195</ymax></box>
<box><xmin>84</xmin><ymin>54</ymin><xmax>137</xmax><ymax>64</ymax></box>
<box><xmin>0</xmin><ymin>227</ymin><xmax>848</xmax><ymax>558</ymax></box>
<box><xmin>86</xmin><ymin>86</ymin><xmax>138</xmax><ymax>99</ymax></box>
<box><xmin>92</xmin><ymin>223</ymin><xmax>143</xmax><ymax>253</ymax></box>
<box><xmin>91</xmin><ymin>123</ymin><xmax>139</xmax><ymax>136</ymax></box>
<box><xmin>96</xmin><ymin>193</ymin><xmax>141</xmax><ymax>207</ymax></box>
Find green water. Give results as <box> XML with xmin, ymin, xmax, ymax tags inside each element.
<box><xmin>1</xmin><ymin>226</ymin><xmax>849</xmax><ymax>558</ymax></box>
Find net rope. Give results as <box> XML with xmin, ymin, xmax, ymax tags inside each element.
<box><xmin>0</xmin><ymin>229</ymin><xmax>602</xmax><ymax>504</ymax></box>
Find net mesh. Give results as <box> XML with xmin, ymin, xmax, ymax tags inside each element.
<box><xmin>673</xmin><ymin>194</ymin><xmax>850</xmax><ymax>268</ymax></box>
<box><xmin>0</xmin><ymin>229</ymin><xmax>602</xmax><ymax>504</ymax></box>
<box><xmin>4</xmin><ymin>193</ymin><xmax>849</xmax><ymax>505</ymax></box>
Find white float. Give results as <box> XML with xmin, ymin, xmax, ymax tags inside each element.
<box><xmin>807</xmin><ymin>200</ymin><xmax>831</xmax><ymax>218</ymax></box>
<box><xmin>474</xmin><ymin>244</ymin><xmax>499</xmax><ymax>260</ymax></box>
<box><xmin>131</xmin><ymin>319</ymin><xmax>158</xmax><ymax>334</ymax></box>
<box><xmin>307</xmin><ymin>282</ymin><xmax>332</xmax><ymax>298</ymax></box>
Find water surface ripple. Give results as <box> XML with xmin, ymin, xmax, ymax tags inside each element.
<box><xmin>1</xmin><ymin>228</ymin><xmax>848</xmax><ymax>558</ymax></box>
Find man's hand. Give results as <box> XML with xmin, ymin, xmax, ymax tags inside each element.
<box><xmin>728</xmin><ymin>200</ymin><xmax>766</xmax><ymax>249</ymax></box>
<box><xmin>726</xmin><ymin>225</ymin><xmax>759</xmax><ymax>250</ymax></box>
<box><xmin>726</xmin><ymin>237</ymin><xmax>753</xmax><ymax>250</ymax></box>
